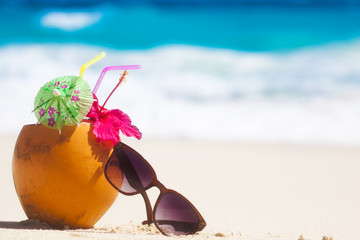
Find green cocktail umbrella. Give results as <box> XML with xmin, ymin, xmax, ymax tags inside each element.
<box><xmin>33</xmin><ymin>75</ymin><xmax>94</xmax><ymax>131</ymax></box>
<box><xmin>33</xmin><ymin>52</ymin><xmax>105</xmax><ymax>133</ymax></box>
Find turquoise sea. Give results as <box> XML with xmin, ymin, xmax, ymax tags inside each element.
<box><xmin>1</xmin><ymin>3</ymin><xmax>360</xmax><ymax>51</ymax></box>
<box><xmin>1</xmin><ymin>1</ymin><xmax>360</xmax><ymax>144</ymax></box>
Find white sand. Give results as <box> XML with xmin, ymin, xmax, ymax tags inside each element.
<box><xmin>1</xmin><ymin>134</ymin><xmax>359</xmax><ymax>240</ymax></box>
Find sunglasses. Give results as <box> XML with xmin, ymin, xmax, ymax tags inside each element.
<box><xmin>104</xmin><ymin>142</ymin><xmax>206</xmax><ymax>236</ymax></box>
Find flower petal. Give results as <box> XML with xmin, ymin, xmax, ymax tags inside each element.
<box><xmin>106</xmin><ymin>109</ymin><xmax>142</xmax><ymax>140</ymax></box>
<box><xmin>92</xmin><ymin>117</ymin><xmax>120</xmax><ymax>145</ymax></box>
<box><xmin>87</xmin><ymin>93</ymin><xmax>142</xmax><ymax>145</ymax></box>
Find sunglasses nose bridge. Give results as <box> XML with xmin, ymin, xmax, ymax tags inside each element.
<box><xmin>153</xmin><ymin>180</ymin><xmax>166</xmax><ymax>193</ymax></box>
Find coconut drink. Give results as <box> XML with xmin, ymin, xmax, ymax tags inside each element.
<box><xmin>12</xmin><ymin>53</ymin><xmax>141</xmax><ymax>228</ymax></box>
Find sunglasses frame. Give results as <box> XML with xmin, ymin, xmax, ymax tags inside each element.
<box><xmin>104</xmin><ymin>142</ymin><xmax>206</xmax><ymax>236</ymax></box>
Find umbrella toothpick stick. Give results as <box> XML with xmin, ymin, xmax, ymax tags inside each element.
<box><xmin>79</xmin><ymin>52</ymin><xmax>106</xmax><ymax>79</ymax></box>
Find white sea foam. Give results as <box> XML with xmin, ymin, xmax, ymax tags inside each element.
<box><xmin>41</xmin><ymin>11</ymin><xmax>102</xmax><ymax>31</ymax></box>
<box><xmin>1</xmin><ymin>42</ymin><xmax>360</xmax><ymax>144</ymax></box>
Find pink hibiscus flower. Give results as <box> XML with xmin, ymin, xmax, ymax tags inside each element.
<box><xmin>86</xmin><ymin>94</ymin><xmax>142</xmax><ymax>146</ymax></box>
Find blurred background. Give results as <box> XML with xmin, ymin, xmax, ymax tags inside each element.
<box><xmin>1</xmin><ymin>0</ymin><xmax>360</xmax><ymax>144</ymax></box>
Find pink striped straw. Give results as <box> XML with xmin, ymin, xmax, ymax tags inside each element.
<box><xmin>93</xmin><ymin>65</ymin><xmax>141</xmax><ymax>94</ymax></box>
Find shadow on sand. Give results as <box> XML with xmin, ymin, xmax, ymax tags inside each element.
<box><xmin>0</xmin><ymin>219</ymin><xmax>54</xmax><ymax>230</ymax></box>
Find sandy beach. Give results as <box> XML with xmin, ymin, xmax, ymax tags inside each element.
<box><xmin>1</xmin><ymin>133</ymin><xmax>359</xmax><ymax>240</ymax></box>
<box><xmin>1</xmin><ymin>1</ymin><xmax>360</xmax><ymax>239</ymax></box>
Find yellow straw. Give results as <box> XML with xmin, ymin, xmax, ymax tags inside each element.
<box><xmin>79</xmin><ymin>52</ymin><xmax>106</xmax><ymax>79</ymax></box>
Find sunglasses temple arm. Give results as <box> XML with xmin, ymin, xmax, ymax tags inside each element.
<box><xmin>141</xmin><ymin>191</ymin><xmax>154</xmax><ymax>225</ymax></box>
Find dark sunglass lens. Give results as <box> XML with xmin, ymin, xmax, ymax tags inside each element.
<box><xmin>154</xmin><ymin>192</ymin><xmax>199</xmax><ymax>236</ymax></box>
<box><xmin>106</xmin><ymin>157</ymin><xmax>123</xmax><ymax>190</ymax></box>
<box><xmin>108</xmin><ymin>148</ymin><xmax>154</xmax><ymax>194</ymax></box>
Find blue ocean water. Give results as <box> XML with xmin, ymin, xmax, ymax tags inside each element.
<box><xmin>1</xmin><ymin>3</ymin><xmax>360</xmax><ymax>51</ymax></box>
<box><xmin>1</xmin><ymin>1</ymin><xmax>360</xmax><ymax>144</ymax></box>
